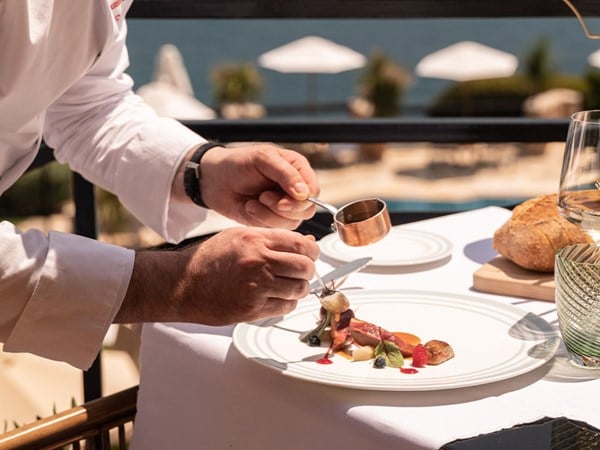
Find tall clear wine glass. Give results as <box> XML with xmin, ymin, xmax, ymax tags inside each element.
<box><xmin>558</xmin><ymin>110</ymin><xmax>600</xmax><ymax>243</ymax></box>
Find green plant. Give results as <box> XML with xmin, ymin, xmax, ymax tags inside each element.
<box><xmin>583</xmin><ymin>68</ymin><xmax>600</xmax><ymax>108</ymax></box>
<box><xmin>429</xmin><ymin>72</ymin><xmax>588</xmax><ymax>117</ymax></box>
<box><xmin>357</xmin><ymin>51</ymin><xmax>411</xmax><ymax>117</ymax></box>
<box><xmin>96</xmin><ymin>188</ymin><xmax>136</xmax><ymax>233</ymax></box>
<box><xmin>522</xmin><ymin>37</ymin><xmax>553</xmax><ymax>86</ymax></box>
<box><xmin>211</xmin><ymin>62</ymin><xmax>263</xmax><ymax>106</ymax></box>
<box><xmin>0</xmin><ymin>162</ymin><xmax>71</xmax><ymax>218</ymax></box>
<box><xmin>429</xmin><ymin>75</ymin><xmax>537</xmax><ymax>116</ymax></box>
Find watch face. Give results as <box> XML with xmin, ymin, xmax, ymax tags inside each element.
<box><xmin>185</xmin><ymin>161</ymin><xmax>200</xmax><ymax>178</ymax></box>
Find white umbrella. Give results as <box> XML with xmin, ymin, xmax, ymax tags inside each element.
<box><xmin>136</xmin><ymin>44</ymin><xmax>216</xmax><ymax>120</ymax></box>
<box><xmin>415</xmin><ymin>41</ymin><xmax>519</xmax><ymax>82</ymax></box>
<box><xmin>258</xmin><ymin>36</ymin><xmax>366</xmax><ymax>74</ymax></box>
<box><xmin>258</xmin><ymin>36</ymin><xmax>366</xmax><ymax>110</ymax></box>
<box><xmin>587</xmin><ymin>48</ymin><xmax>600</xmax><ymax>68</ymax></box>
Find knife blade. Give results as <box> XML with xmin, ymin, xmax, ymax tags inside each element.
<box><xmin>310</xmin><ymin>257</ymin><xmax>372</xmax><ymax>292</ymax></box>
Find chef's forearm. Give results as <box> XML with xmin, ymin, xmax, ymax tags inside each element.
<box><xmin>115</xmin><ymin>249</ymin><xmax>183</xmax><ymax>323</ymax></box>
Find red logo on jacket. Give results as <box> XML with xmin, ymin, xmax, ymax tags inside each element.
<box><xmin>110</xmin><ymin>0</ymin><xmax>123</xmax><ymax>22</ymax></box>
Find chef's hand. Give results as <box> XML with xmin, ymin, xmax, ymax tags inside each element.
<box><xmin>199</xmin><ymin>143</ymin><xmax>319</xmax><ymax>229</ymax></box>
<box><xmin>116</xmin><ymin>227</ymin><xmax>319</xmax><ymax>325</ymax></box>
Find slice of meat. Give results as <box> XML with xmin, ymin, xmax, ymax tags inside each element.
<box><xmin>331</xmin><ymin>327</ymin><xmax>353</xmax><ymax>350</ymax></box>
<box><xmin>349</xmin><ymin>318</ymin><xmax>415</xmax><ymax>356</ymax></box>
<box><xmin>424</xmin><ymin>340</ymin><xmax>454</xmax><ymax>365</ymax></box>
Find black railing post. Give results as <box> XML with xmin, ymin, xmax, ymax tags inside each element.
<box><xmin>72</xmin><ymin>172</ymin><xmax>103</xmax><ymax>403</ymax></box>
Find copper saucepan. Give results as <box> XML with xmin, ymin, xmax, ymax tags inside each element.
<box><xmin>308</xmin><ymin>197</ymin><xmax>391</xmax><ymax>246</ymax></box>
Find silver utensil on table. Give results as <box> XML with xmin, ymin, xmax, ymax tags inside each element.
<box><xmin>309</xmin><ymin>256</ymin><xmax>372</xmax><ymax>294</ymax></box>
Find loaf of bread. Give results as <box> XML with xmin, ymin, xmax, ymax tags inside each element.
<box><xmin>493</xmin><ymin>193</ymin><xmax>591</xmax><ymax>272</ymax></box>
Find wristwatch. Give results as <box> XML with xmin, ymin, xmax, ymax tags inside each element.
<box><xmin>183</xmin><ymin>142</ymin><xmax>223</xmax><ymax>208</ymax></box>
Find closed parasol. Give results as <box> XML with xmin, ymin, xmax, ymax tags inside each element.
<box><xmin>136</xmin><ymin>44</ymin><xmax>216</xmax><ymax>120</ymax></box>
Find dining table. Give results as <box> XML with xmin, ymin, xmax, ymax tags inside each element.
<box><xmin>130</xmin><ymin>206</ymin><xmax>600</xmax><ymax>450</ymax></box>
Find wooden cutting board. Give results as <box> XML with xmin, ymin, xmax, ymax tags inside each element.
<box><xmin>472</xmin><ymin>256</ymin><xmax>555</xmax><ymax>302</ymax></box>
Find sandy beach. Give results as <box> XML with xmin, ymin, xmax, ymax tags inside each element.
<box><xmin>315</xmin><ymin>141</ymin><xmax>563</xmax><ymax>206</ymax></box>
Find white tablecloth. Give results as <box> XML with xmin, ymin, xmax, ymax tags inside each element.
<box><xmin>131</xmin><ymin>207</ymin><xmax>600</xmax><ymax>450</ymax></box>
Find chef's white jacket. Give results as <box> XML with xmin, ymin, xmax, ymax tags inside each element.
<box><xmin>0</xmin><ymin>1</ymin><xmax>208</xmax><ymax>369</ymax></box>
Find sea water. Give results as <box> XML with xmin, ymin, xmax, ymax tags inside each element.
<box><xmin>126</xmin><ymin>17</ymin><xmax>600</xmax><ymax>115</ymax></box>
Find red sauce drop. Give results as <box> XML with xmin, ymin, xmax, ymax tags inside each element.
<box><xmin>400</xmin><ymin>367</ymin><xmax>418</xmax><ymax>374</ymax></box>
<box><xmin>316</xmin><ymin>357</ymin><xmax>333</xmax><ymax>365</ymax></box>
<box><xmin>316</xmin><ymin>342</ymin><xmax>335</xmax><ymax>365</ymax></box>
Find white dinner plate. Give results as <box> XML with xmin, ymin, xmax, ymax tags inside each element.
<box><xmin>232</xmin><ymin>290</ymin><xmax>559</xmax><ymax>391</ymax></box>
<box><xmin>318</xmin><ymin>228</ymin><xmax>453</xmax><ymax>267</ymax></box>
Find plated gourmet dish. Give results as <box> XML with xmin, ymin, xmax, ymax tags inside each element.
<box><xmin>233</xmin><ymin>288</ymin><xmax>557</xmax><ymax>391</ymax></box>
<box><xmin>301</xmin><ymin>283</ymin><xmax>455</xmax><ymax>373</ymax></box>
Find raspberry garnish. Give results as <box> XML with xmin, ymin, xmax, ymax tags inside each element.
<box><xmin>411</xmin><ymin>344</ymin><xmax>429</xmax><ymax>368</ymax></box>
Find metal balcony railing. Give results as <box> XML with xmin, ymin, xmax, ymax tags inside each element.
<box><xmin>0</xmin><ymin>386</ymin><xmax>138</xmax><ymax>450</ymax></box>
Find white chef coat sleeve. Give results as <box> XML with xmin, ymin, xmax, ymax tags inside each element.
<box><xmin>43</xmin><ymin>15</ymin><xmax>208</xmax><ymax>244</ymax></box>
<box><xmin>0</xmin><ymin>222</ymin><xmax>134</xmax><ymax>369</ymax></box>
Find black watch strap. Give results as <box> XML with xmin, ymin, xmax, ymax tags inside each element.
<box><xmin>183</xmin><ymin>142</ymin><xmax>223</xmax><ymax>208</ymax></box>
